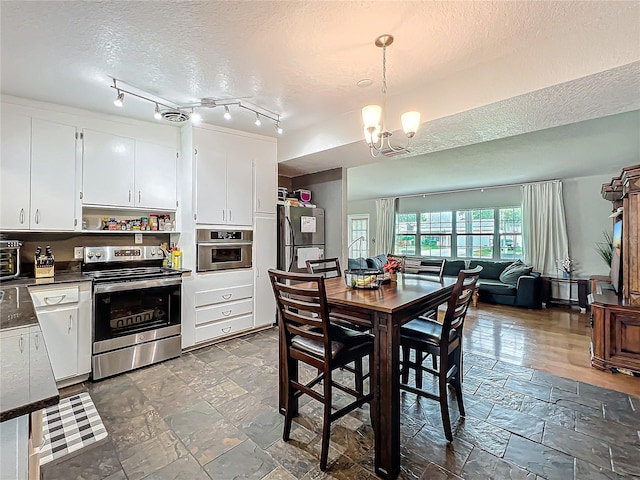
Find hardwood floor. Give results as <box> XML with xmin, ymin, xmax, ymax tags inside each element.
<box><xmin>463</xmin><ymin>303</ymin><xmax>640</xmax><ymax>396</ymax></box>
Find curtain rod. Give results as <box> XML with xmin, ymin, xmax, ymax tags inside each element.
<box><xmin>383</xmin><ymin>179</ymin><xmax>560</xmax><ymax>200</ymax></box>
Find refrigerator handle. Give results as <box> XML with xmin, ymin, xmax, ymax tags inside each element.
<box><xmin>288</xmin><ymin>245</ymin><xmax>295</xmax><ymax>272</ymax></box>
<box><xmin>286</xmin><ymin>216</ymin><xmax>295</xmax><ymax>248</ymax></box>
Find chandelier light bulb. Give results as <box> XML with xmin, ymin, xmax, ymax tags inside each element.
<box><xmin>113</xmin><ymin>91</ymin><xmax>124</xmax><ymax>108</ymax></box>
<box><xmin>254</xmin><ymin>113</ymin><xmax>262</xmax><ymax>126</ymax></box>
<box><xmin>362</xmin><ymin>105</ymin><xmax>382</xmax><ymax>130</ymax></box>
<box><xmin>223</xmin><ymin>106</ymin><xmax>231</xmax><ymax>120</ymax></box>
<box><xmin>401</xmin><ymin>111</ymin><xmax>421</xmax><ymax>138</ymax></box>
<box><xmin>154</xmin><ymin>104</ymin><xmax>162</xmax><ymax>120</ymax></box>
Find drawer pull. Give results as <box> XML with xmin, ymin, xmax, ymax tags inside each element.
<box><xmin>222</xmin><ymin>310</ymin><xmax>232</xmax><ymax>316</ymax></box>
<box><xmin>221</xmin><ymin>326</ymin><xmax>232</xmax><ymax>333</ymax></box>
<box><xmin>34</xmin><ymin>333</ymin><xmax>40</xmax><ymax>349</ymax></box>
<box><xmin>44</xmin><ymin>294</ymin><xmax>66</xmax><ymax>305</ymax></box>
<box><xmin>222</xmin><ymin>294</ymin><xmax>232</xmax><ymax>300</ymax></box>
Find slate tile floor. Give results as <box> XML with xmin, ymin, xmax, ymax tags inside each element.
<box><xmin>42</xmin><ymin>327</ymin><xmax>640</xmax><ymax>480</ymax></box>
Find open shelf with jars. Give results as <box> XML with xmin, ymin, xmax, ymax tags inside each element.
<box><xmin>81</xmin><ymin>207</ymin><xmax>178</xmax><ymax>234</ymax></box>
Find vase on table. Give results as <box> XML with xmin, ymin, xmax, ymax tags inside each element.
<box><xmin>562</xmin><ymin>270</ymin><xmax>570</xmax><ymax>279</ymax></box>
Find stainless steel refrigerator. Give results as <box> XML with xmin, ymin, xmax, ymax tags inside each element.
<box><xmin>277</xmin><ymin>205</ymin><xmax>325</xmax><ymax>273</ymax></box>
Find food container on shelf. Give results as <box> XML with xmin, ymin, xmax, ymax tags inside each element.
<box><xmin>345</xmin><ymin>269</ymin><xmax>383</xmax><ymax>289</ymax></box>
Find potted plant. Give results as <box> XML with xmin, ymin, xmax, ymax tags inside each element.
<box><xmin>595</xmin><ymin>230</ymin><xmax>613</xmax><ymax>267</ymax></box>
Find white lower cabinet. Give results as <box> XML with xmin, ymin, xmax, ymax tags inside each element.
<box><xmin>253</xmin><ymin>214</ymin><xmax>277</xmax><ymax>328</ymax></box>
<box><xmin>0</xmin><ymin>414</ymin><xmax>29</xmax><ymax>480</ymax></box>
<box><xmin>191</xmin><ymin>270</ymin><xmax>254</xmax><ymax>345</ymax></box>
<box><xmin>28</xmin><ymin>282</ymin><xmax>91</xmax><ymax>384</ymax></box>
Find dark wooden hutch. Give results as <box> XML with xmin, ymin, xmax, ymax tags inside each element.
<box><xmin>589</xmin><ymin>165</ymin><xmax>640</xmax><ymax>375</ymax></box>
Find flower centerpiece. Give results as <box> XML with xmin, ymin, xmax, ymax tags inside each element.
<box><xmin>557</xmin><ymin>256</ymin><xmax>574</xmax><ymax>278</ymax></box>
<box><xmin>383</xmin><ymin>258</ymin><xmax>403</xmax><ymax>281</ymax></box>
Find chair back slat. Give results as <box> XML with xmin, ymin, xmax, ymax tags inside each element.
<box><xmin>441</xmin><ymin>266</ymin><xmax>482</xmax><ymax>343</ymax></box>
<box><xmin>269</xmin><ymin>268</ymin><xmax>333</xmax><ymax>355</ymax></box>
<box><xmin>306</xmin><ymin>258</ymin><xmax>342</xmax><ymax>278</ymax></box>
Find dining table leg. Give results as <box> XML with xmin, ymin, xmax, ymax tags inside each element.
<box><xmin>372</xmin><ymin>311</ymin><xmax>401</xmax><ymax>479</ymax></box>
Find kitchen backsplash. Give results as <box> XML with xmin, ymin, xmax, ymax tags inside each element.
<box><xmin>2</xmin><ymin>232</ymin><xmax>171</xmax><ymax>272</ymax></box>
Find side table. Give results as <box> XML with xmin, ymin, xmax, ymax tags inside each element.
<box><xmin>540</xmin><ymin>276</ymin><xmax>589</xmax><ymax>313</ymax></box>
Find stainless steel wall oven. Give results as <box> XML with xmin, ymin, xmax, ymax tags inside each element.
<box><xmin>84</xmin><ymin>246</ymin><xmax>182</xmax><ymax>380</ymax></box>
<box><xmin>196</xmin><ymin>229</ymin><xmax>252</xmax><ymax>272</ymax></box>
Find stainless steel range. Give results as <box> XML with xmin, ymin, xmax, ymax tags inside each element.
<box><xmin>84</xmin><ymin>246</ymin><xmax>182</xmax><ymax>380</ymax></box>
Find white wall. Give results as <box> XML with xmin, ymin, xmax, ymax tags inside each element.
<box><xmin>347</xmin><ymin>174</ymin><xmax>618</xmax><ymax>278</ymax></box>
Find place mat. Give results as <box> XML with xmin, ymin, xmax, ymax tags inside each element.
<box><xmin>40</xmin><ymin>392</ymin><xmax>108</xmax><ymax>465</ymax></box>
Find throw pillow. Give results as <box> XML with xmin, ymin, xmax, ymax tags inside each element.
<box><xmin>499</xmin><ymin>260</ymin><xmax>533</xmax><ymax>285</ymax></box>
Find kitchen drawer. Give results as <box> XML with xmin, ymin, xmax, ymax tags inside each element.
<box><xmin>195</xmin><ymin>298</ymin><xmax>253</xmax><ymax>326</ymax></box>
<box><xmin>195</xmin><ymin>270</ymin><xmax>253</xmax><ymax>291</ymax></box>
<box><xmin>29</xmin><ymin>286</ymin><xmax>79</xmax><ymax>307</ymax></box>
<box><xmin>195</xmin><ymin>284</ymin><xmax>253</xmax><ymax>307</ymax></box>
<box><xmin>194</xmin><ymin>314</ymin><xmax>253</xmax><ymax>344</ymax></box>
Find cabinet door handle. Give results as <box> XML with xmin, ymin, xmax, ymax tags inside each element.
<box><xmin>138</xmin><ymin>191</ymin><xmax>141</xmax><ymax>203</ymax></box>
<box><xmin>34</xmin><ymin>333</ymin><xmax>40</xmax><ymax>349</ymax></box>
<box><xmin>35</xmin><ymin>209</ymin><xmax>40</xmax><ymax>224</ymax></box>
<box><xmin>221</xmin><ymin>326</ymin><xmax>232</xmax><ymax>333</ymax></box>
<box><xmin>222</xmin><ymin>310</ymin><xmax>232</xmax><ymax>316</ymax></box>
<box><xmin>229</xmin><ymin>210</ymin><xmax>232</xmax><ymax>221</ymax></box>
<box><xmin>222</xmin><ymin>294</ymin><xmax>232</xmax><ymax>300</ymax></box>
<box><xmin>68</xmin><ymin>314</ymin><xmax>73</xmax><ymax>333</ymax></box>
<box><xmin>256</xmin><ymin>267</ymin><xmax>259</xmax><ymax>278</ymax></box>
<box><xmin>257</xmin><ymin>199</ymin><xmax>261</xmax><ymax>210</ymax></box>
<box><xmin>19</xmin><ymin>335</ymin><xmax>24</xmax><ymax>353</ymax></box>
<box><xmin>128</xmin><ymin>190</ymin><xmax>132</xmax><ymax>203</ymax></box>
<box><xmin>222</xmin><ymin>209</ymin><xmax>225</xmax><ymax>221</ymax></box>
<box><xmin>44</xmin><ymin>294</ymin><xmax>66</xmax><ymax>305</ymax></box>
<box><xmin>19</xmin><ymin>208</ymin><xmax>25</xmax><ymax>224</ymax></box>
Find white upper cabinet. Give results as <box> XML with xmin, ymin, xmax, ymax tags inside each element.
<box><xmin>31</xmin><ymin>119</ymin><xmax>77</xmax><ymax>230</ymax></box>
<box><xmin>134</xmin><ymin>141</ymin><xmax>177</xmax><ymax>210</ymax></box>
<box><xmin>0</xmin><ymin>111</ymin><xmax>31</xmax><ymax>230</ymax></box>
<box><xmin>253</xmin><ymin>141</ymin><xmax>277</xmax><ymax>214</ymax></box>
<box><xmin>194</xmin><ymin>127</ymin><xmax>253</xmax><ymax>226</ymax></box>
<box><xmin>0</xmin><ymin>113</ymin><xmax>76</xmax><ymax>231</ymax></box>
<box><xmin>82</xmin><ymin>129</ymin><xmax>135</xmax><ymax>207</ymax></box>
<box><xmin>82</xmin><ymin>130</ymin><xmax>177</xmax><ymax>210</ymax></box>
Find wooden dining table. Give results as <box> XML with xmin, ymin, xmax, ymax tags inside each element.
<box><xmin>278</xmin><ymin>273</ymin><xmax>457</xmax><ymax>479</ymax></box>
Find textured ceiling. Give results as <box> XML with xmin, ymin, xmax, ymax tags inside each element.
<box><xmin>1</xmin><ymin>1</ymin><xmax>639</xmax><ymax>183</ymax></box>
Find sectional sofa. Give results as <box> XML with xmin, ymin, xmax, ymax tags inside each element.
<box><xmin>348</xmin><ymin>255</ymin><xmax>542</xmax><ymax>309</ymax></box>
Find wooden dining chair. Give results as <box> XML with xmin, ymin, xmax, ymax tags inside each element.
<box><xmin>399</xmin><ymin>266</ymin><xmax>482</xmax><ymax>442</ymax></box>
<box><xmin>269</xmin><ymin>269</ymin><xmax>374</xmax><ymax>471</ymax></box>
<box><xmin>305</xmin><ymin>257</ymin><xmax>342</xmax><ymax>278</ymax></box>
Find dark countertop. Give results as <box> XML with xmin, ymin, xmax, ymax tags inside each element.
<box><xmin>1</xmin><ymin>271</ymin><xmax>92</xmax><ymax>288</ymax></box>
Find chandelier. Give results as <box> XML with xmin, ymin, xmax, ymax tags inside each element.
<box><xmin>362</xmin><ymin>34</ymin><xmax>420</xmax><ymax>157</ymax></box>
<box><xmin>110</xmin><ymin>78</ymin><xmax>283</xmax><ymax>134</ymax></box>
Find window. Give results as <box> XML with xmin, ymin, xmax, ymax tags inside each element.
<box><xmin>456</xmin><ymin>209</ymin><xmax>494</xmax><ymax>259</ymax></box>
<box><xmin>348</xmin><ymin>214</ymin><xmax>369</xmax><ymax>258</ymax></box>
<box><xmin>393</xmin><ymin>207</ymin><xmax>522</xmax><ymax>261</ymax></box>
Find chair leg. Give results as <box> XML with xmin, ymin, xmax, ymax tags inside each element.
<box><xmin>354</xmin><ymin>359</ymin><xmax>364</xmax><ymax>396</ymax></box>
<box><xmin>400</xmin><ymin>346</ymin><xmax>410</xmax><ymax>385</ymax></box>
<box><xmin>320</xmin><ymin>369</ymin><xmax>332</xmax><ymax>471</ymax></box>
<box><xmin>452</xmin><ymin>347</ymin><xmax>465</xmax><ymax>417</ymax></box>
<box><xmin>283</xmin><ymin>358</ymin><xmax>296</xmax><ymax>442</ymax></box>
<box><xmin>439</xmin><ymin>365</ymin><xmax>453</xmax><ymax>442</ymax></box>
<box><xmin>415</xmin><ymin>348</ymin><xmax>423</xmax><ymax>389</ymax></box>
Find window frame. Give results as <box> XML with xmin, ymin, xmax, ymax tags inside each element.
<box><xmin>393</xmin><ymin>206</ymin><xmax>523</xmax><ymax>261</ymax></box>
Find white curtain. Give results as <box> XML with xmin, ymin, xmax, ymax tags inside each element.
<box><xmin>375</xmin><ymin>198</ymin><xmax>396</xmax><ymax>255</ymax></box>
<box><xmin>521</xmin><ymin>181</ymin><xmax>569</xmax><ymax>275</ymax></box>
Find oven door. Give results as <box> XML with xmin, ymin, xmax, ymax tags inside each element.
<box><xmin>93</xmin><ymin>277</ymin><xmax>181</xmax><ymax>354</ymax></box>
<box><xmin>197</xmin><ymin>242</ymin><xmax>252</xmax><ymax>272</ymax></box>
<box><xmin>0</xmin><ymin>248</ymin><xmax>20</xmax><ymax>279</ymax></box>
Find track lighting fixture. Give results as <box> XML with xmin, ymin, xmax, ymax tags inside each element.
<box><xmin>113</xmin><ymin>91</ymin><xmax>124</xmax><ymax>108</ymax></box>
<box><xmin>109</xmin><ymin>78</ymin><xmax>283</xmax><ymax>133</ymax></box>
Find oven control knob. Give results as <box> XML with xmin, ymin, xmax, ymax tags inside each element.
<box><xmin>95</xmin><ymin>252</ymin><xmax>102</xmax><ymax>258</ymax></box>
<box><xmin>87</xmin><ymin>252</ymin><xmax>94</xmax><ymax>259</ymax></box>
<box><xmin>151</xmin><ymin>248</ymin><xmax>156</xmax><ymax>255</ymax></box>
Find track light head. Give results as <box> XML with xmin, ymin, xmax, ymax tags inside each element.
<box><xmin>223</xmin><ymin>106</ymin><xmax>231</xmax><ymax>121</ymax></box>
<box><xmin>154</xmin><ymin>104</ymin><xmax>162</xmax><ymax>120</ymax></box>
<box><xmin>254</xmin><ymin>113</ymin><xmax>261</xmax><ymax>126</ymax></box>
<box><xmin>275</xmin><ymin>123</ymin><xmax>283</xmax><ymax>135</ymax></box>
<box><xmin>191</xmin><ymin>110</ymin><xmax>202</xmax><ymax>125</ymax></box>
<box><xmin>113</xmin><ymin>91</ymin><xmax>124</xmax><ymax>107</ymax></box>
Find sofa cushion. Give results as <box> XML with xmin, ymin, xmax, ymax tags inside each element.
<box><xmin>469</xmin><ymin>260</ymin><xmax>512</xmax><ymax>280</ymax></box>
<box><xmin>478</xmin><ymin>279</ymin><xmax>517</xmax><ymax>296</ymax></box>
<box><xmin>367</xmin><ymin>254</ymin><xmax>388</xmax><ymax>270</ymax></box>
<box><xmin>348</xmin><ymin>257</ymin><xmax>368</xmax><ymax>270</ymax></box>
<box><xmin>443</xmin><ymin>260</ymin><xmax>466</xmax><ymax>277</ymax></box>
<box><xmin>499</xmin><ymin>260</ymin><xmax>533</xmax><ymax>286</ymax></box>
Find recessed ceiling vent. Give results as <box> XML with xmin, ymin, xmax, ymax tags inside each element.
<box><xmin>160</xmin><ymin>109</ymin><xmax>190</xmax><ymax>123</ymax></box>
